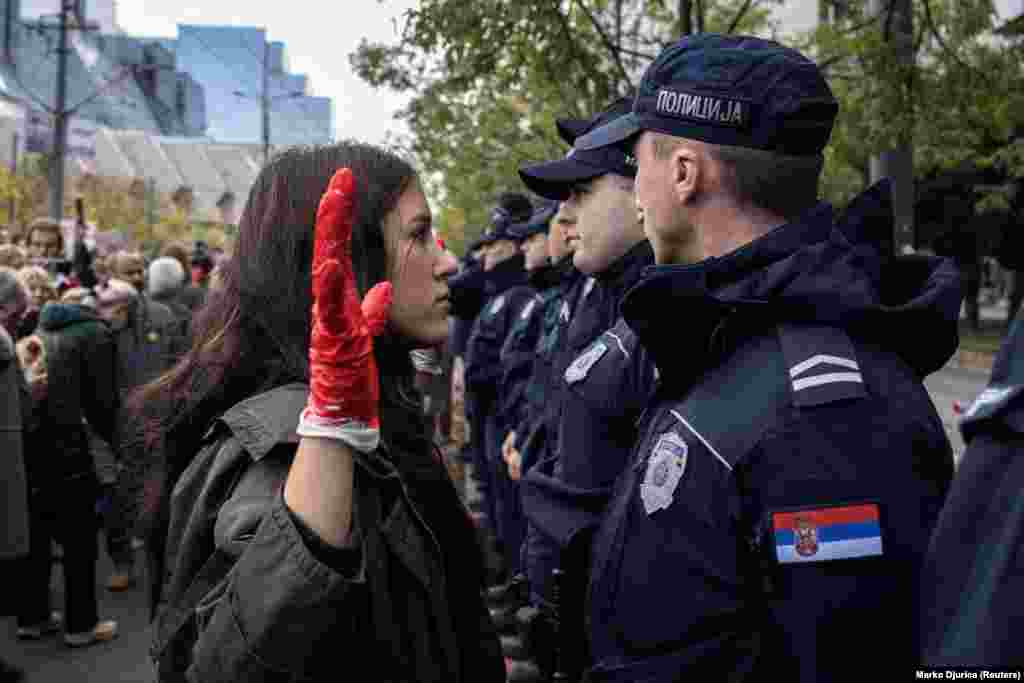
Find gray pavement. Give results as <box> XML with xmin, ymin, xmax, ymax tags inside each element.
<box><xmin>0</xmin><ymin>365</ymin><xmax>995</xmax><ymax>683</ymax></box>
<box><xmin>0</xmin><ymin>534</ymin><xmax>155</xmax><ymax>683</ymax></box>
<box><xmin>924</xmin><ymin>362</ymin><xmax>990</xmax><ymax>463</ymax></box>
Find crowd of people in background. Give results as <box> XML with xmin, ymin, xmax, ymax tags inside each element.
<box><xmin>0</xmin><ymin>222</ymin><xmax>222</xmax><ymax>679</ymax></box>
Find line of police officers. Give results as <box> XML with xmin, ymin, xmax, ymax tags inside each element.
<box><xmin>445</xmin><ymin>33</ymin><xmax>1020</xmax><ymax>682</ymax></box>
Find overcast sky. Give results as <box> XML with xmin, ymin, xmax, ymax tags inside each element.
<box><xmin>116</xmin><ymin>0</ymin><xmax>417</xmax><ymax>145</ymax></box>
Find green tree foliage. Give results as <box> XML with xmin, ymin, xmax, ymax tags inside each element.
<box><xmin>352</xmin><ymin>0</ymin><xmax>778</xmax><ymax>255</ymax></box>
<box><xmin>354</xmin><ymin>0</ymin><xmax>1020</xmax><ymax>254</ymax></box>
<box><xmin>797</xmin><ymin>0</ymin><xmax>1023</xmax><ymax>208</ymax></box>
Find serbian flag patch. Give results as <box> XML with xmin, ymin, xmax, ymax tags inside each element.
<box><xmin>772</xmin><ymin>503</ymin><xmax>883</xmax><ymax>564</ymax></box>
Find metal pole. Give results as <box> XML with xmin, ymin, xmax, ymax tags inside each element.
<box><xmin>146</xmin><ymin>176</ymin><xmax>156</xmax><ymax>238</ymax></box>
<box><xmin>9</xmin><ymin>132</ymin><xmax>17</xmax><ymax>224</ymax></box>
<box><xmin>262</xmin><ymin>39</ymin><xmax>270</xmax><ymax>165</ymax></box>
<box><xmin>48</xmin><ymin>0</ymin><xmax>71</xmax><ymax>221</ymax></box>
<box><xmin>868</xmin><ymin>0</ymin><xmax>915</xmax><ymax>256</ymax></box>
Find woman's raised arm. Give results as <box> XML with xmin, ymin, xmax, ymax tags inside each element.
<box><xmin>284</xmin><ymin>168</ymin><xmax>392</xmax><ymax>548</ymax></box>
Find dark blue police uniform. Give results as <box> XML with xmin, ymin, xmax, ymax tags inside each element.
<box><xmin>500</xmin><ymin>258</ymin><xmax>573</xmax><ymax>453</ymax></box>
<box><xmin>571</xmin><ymin>33</ymin><xmax>967</xmax><ymax>680</ymax></box>
<box><xmin>919</xmin><ymin>309</ymin><xmax>1024</xmax><ymax>668</ymax></box>
<box><xmin>514</xmin><ymin>264</ymin><xmax>588</xmax><ymax>473</ymax></box>
<box><xmin>466</xmin><ymin>252</ymin><xmax>535</xmax><ymax>570</ymax></box>
<box><xmin>583</xmin><ymin>195</ymin><xmax>962</xmax><ymax>682</ymax></box>
<box><xmin>520</xmin><ymin>241</ymin><xmax>653</xmax><ymax>607</ymax></box>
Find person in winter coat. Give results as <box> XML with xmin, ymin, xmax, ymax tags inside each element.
<box><xmin>141</xmin><ymin>142</ymin><xmax>504</xmax><ymax>682</ymax></box>
<box><xmin>96</xmin><ymin>266</ymin><xmax>184</xmax><ymax>590</ymax></box>
<box><xmin>148</xmin><ymin>257</ymin><xmax>193</xmax><ymax>324</ymax></box>
<box><xmin>158</xmin><ymin>241</ymin><xmax>206</xmax><ymax>312</ymax></box>
<box><xmin>16</xmin><ymin>296</ymin><xmax>120</xmax><ymax>648</ymax></box>
<box><xmin>0</xmin><ymin>268</ymin><xmax>32</xmax><ymax>682</ymax></box>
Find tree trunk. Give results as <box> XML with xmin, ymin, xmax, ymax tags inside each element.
<box><xmin>679</xmin><ymin>0</ymin><xmax>692</xmax><ymax>36</ymax></box>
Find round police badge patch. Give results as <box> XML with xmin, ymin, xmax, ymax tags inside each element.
<box><xmin>640</xmin><ymin>432</ymin><xmax>688</xmax><ymax>515</ymax></box>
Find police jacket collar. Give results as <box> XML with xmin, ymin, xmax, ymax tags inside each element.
<box><xmin>483</xmin><ymin>252</ymin><xmax>528</xmax><ymax>298</ymax></box>
<box><xmin>448</xmin><ymin>260</ymin><xmax>489</xmax><ymax>320</ymax></box>
<box><xmin>623</xmin><ymin>183</ymin><xmax>962</xmax><ymax>382</ymax></box>
<box><xmin>527</xmin><ymin>262</ymin><xmax>562</xmax><ymax>291</ymax></box>
<box><xmin>594</xmin><ymin>239</ymin><xmax>654</xmax><ymax>288</ymax></box>
<box><xmin>961</xmin><ymin>312</ymin><xmax>1024</xmax><ymax>439</ymax></box>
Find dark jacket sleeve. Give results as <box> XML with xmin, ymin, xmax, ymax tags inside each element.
<box><xmin>741</xmin><ymin>403</ymin><xmax>952</xmax><ymax>681</ymax></box>
<box><xmin>184</xmin><ymin>461</ymin><xmax>365</xmax><ymax>681</ymax></box>
<box><xmin>499</xmin><ymin>303</ymin><xmax>541</xmax><ymax>433</ymax></box>
<box><xmin>919</xmin><ymin>422</ymin><xmax>1024</xmax><ymax>667</ymax></box>
<box><xmin>467</xmin><ymin>291</ymin><xmax>532</xmax><ymax>398</ymax></box>
<box><xmin>465</xmin><ymin>312</ymin><xmax>503</xmax><ymax>395</ymax></box>
<box><xmin>81</xmin><ymin>324</ymin><xmax>120</xmax><ymax>451</ymax></box>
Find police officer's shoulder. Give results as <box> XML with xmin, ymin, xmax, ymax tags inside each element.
<box><xmin>562</xmin><ymin>319</ymin><xmax>640</xmax><ymax>383</ymax></box>
<box><xmin>664</xmin><ymin>329</ymin><xmax>792</xmax><ymax>472</ymax></box>
<box><xmin>518</xmin><ymin>293</ymin><xmax>543</xmax><ymax>322</ymax></box>
<box><xmin>776</xmin><ymin>323</ymin><xmax>868</xmax><ymax>409</ymax></box>
<box><xmin>961</xmin><ymin>318</ymin><xmax>1024</xmax><ymax>439</ymax></box>
<box><xmin>484</xmin><ymin>285</ymin><xmax>531</xmax><ymax>320</ymax></box>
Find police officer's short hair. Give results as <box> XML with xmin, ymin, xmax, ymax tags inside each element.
<box><xmin>652</xmin><ymin>133</ymin><xmax>822</xmax><ymax>222</ymax></box>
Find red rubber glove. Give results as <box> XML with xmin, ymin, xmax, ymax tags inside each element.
<box><xmin>297</xmin><ymin>167</ymin><xmax>393</xmax><ymax>453</ymax></box>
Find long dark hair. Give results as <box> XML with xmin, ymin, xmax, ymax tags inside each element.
<box><xmin>134</xmin><ymin>141</ymin><xmax>422</xmax><ymax>454</ymax></box>
<box><xmin>128</xmin><ymin>142</ymin><xmax>444</xmax><ymax>612</ymax></box>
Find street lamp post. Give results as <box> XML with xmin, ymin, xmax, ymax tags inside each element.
<box><xmin>234</xmin><ymin>39</ymin><xmax>304</xmax><ymax>166</ymax></box>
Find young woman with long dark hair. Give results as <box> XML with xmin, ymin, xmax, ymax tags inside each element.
<box><xmin>134</xmin><ymin>142</ymin><xmax>504</xmax><ymax>681</ymax></box>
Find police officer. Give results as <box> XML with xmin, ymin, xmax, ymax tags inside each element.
<box><xmin>448</xmin><ymin>233</ymin><xmax>493</xmax><ymax>506</ymax></box>
<box><xmin>513</xmin><ymin>98</ymin><xmax>657</xmax><ymax>678</ymax></box>
<box><xmin>573</xmin><ymin>34</ymin><xmax>962</xmax><ymax>681</ymax></box>
<box><xmin>488</xmin><ymin>200</ymin><xmax>581</xmax><ymax>658</ymax></box>
<box><xmin>464</xmin><ymin>192</ymin><xmax>535</xmax><ymax>584</ymax></box>
<box><xmin>919</xmin><ymin>308</ymin><xmax>1024</xmax><ymax>668</ymax></box>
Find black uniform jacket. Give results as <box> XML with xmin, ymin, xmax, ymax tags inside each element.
<box><xmin>919</xmin><ymin>308</ymin><xmax>1024</xmax><ymax>668</ymax></box>
<box><xmin>586</xmin><ymin>183</ymin><xmax>963</xmax><ymax>683</ymax></box>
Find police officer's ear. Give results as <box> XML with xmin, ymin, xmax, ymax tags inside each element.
<box><xmin>669</xmin><ymin>141</ymin><xmax>703</xmax><ymax>207</ymax></box>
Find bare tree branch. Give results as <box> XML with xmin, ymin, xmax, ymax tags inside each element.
<box><xmin>574</xmin><ymin>0</ymin><xmax>634</xmax><ymax>88</ymax></box>
<box><xmin>548</xmin><ymin>0</ymin><xmax>592</xmax><ymax>117</ymax></box>
<box><xmin>920</xmin><ymin>0</ymin><xmax>993</xmax><ymax>87</ymax></box>
<box><xmin>818</xmin><ymin>52</ymin><xmax>854</xmax><ymax>73</ymax></box>
<box><xmin>617</xmin><ymin>45</ymin><xmax>659</xmax><ymax>60</ymax></box>
<box><xmin>727</xmin><ymin>0</ymin><xmax>756</xmax><ymax>34</ymax></box>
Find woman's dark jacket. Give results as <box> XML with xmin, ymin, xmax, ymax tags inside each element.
<box><xmin>152</xmin><ymin>383</ymin><xmax>505</xmax><ymax>682</ymax></box>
